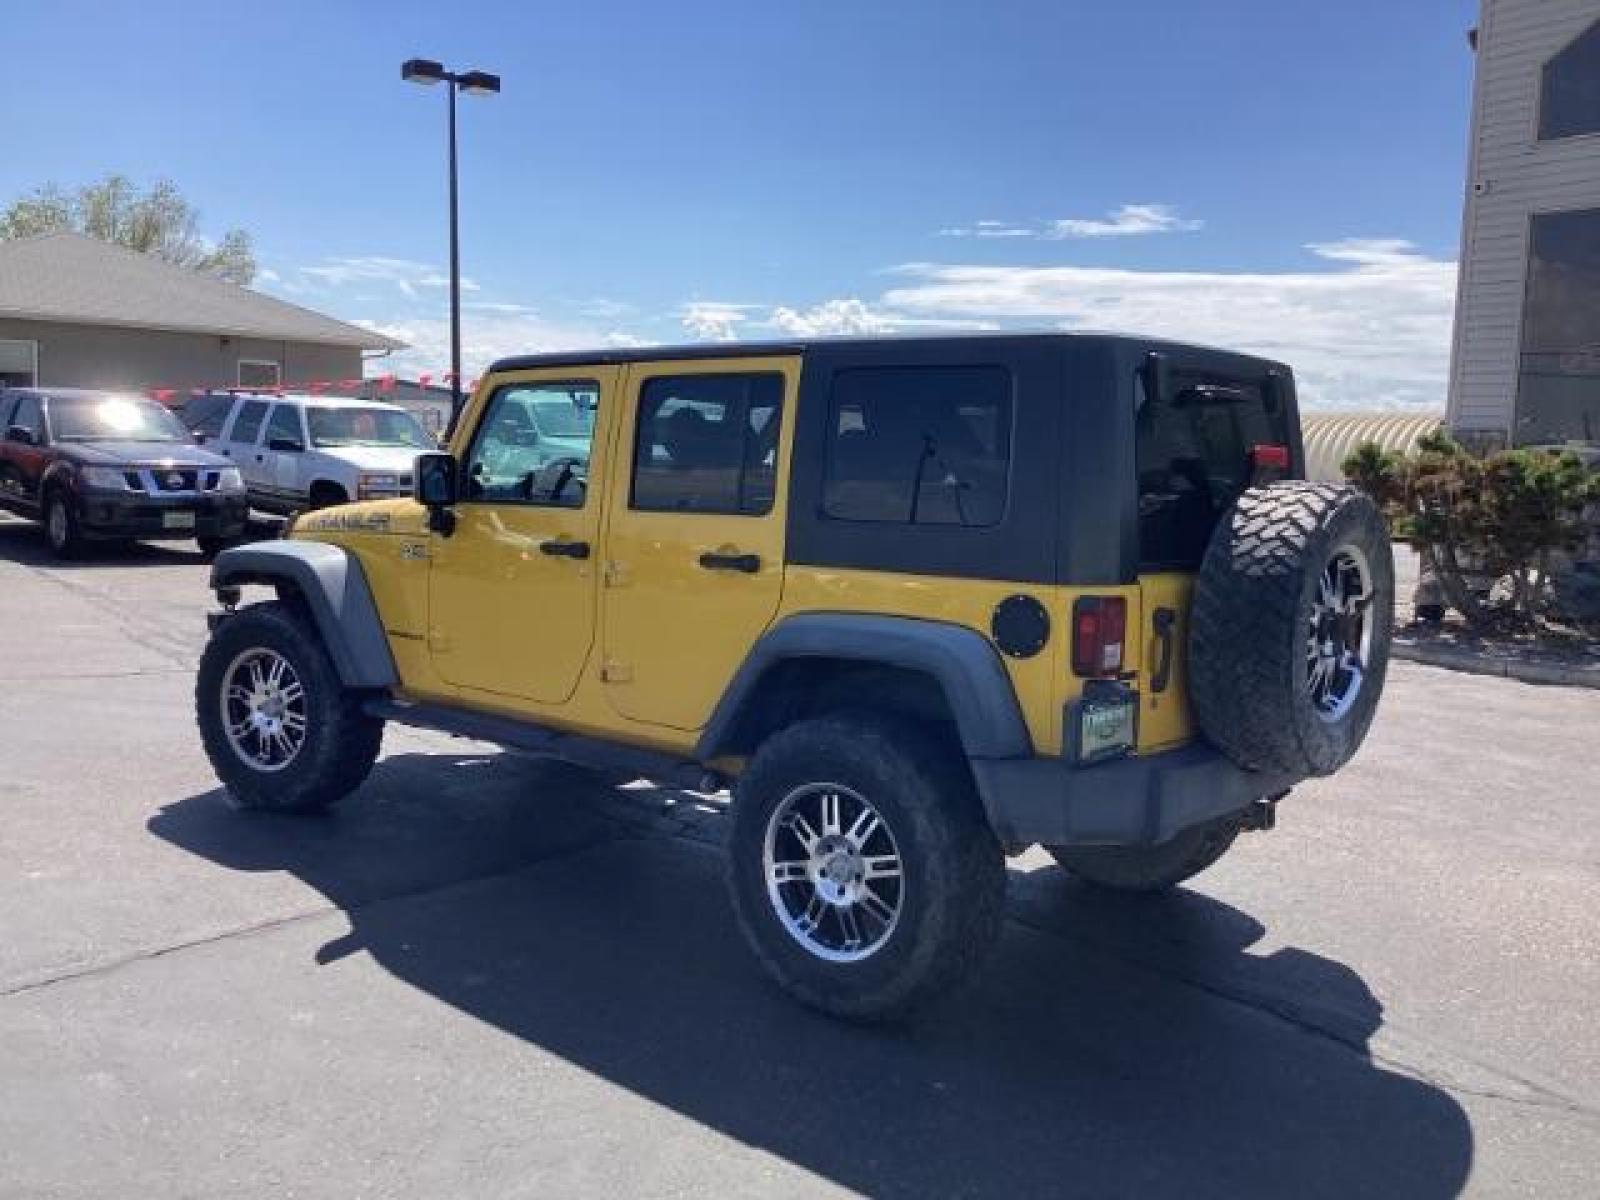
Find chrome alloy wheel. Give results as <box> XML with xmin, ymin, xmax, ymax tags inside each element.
<box><xmin>1306</xmin><ymin>545</ymin><xmax>1375</xmax><ymax>723</ymax></box>
<box><xmin>763</xmin><ymin>783</ymin><xmax>904</xmax><ymax>963</ymax></box>
<box><xmin>220</xmin><ymin>648</ymin><xmax>307</xmax><ymax>772</ymax></box>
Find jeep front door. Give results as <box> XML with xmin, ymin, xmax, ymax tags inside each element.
<box><xmin>428</xmin><ymin>370</ymin><xmax>617</xmax><ymax>704</ymax></box>
<box><xmin>600</xmin><ymin>357</ymin><xmax>796</xmax><ymax>731</ymax></box>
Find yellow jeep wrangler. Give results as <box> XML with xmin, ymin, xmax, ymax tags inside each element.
<box><xmin>196</xmin><ymin>334</ymin><xmax>1393</xmax><ymax>1019</ymax></box>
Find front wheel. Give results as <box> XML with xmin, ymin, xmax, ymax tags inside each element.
<box><xmin>726</xmin><ymin>714</ymin><xmax>1006</xmax><ymax>1021</ymax></box>
<box><xmin>195</xmin><ymin>602</ymin><xmax>384</xmax><ymax>812</ymax></box>
<box><xmin>44</xmin><ymin>492</ymin><xmax>83</xmax><ymax>558</ymax></box>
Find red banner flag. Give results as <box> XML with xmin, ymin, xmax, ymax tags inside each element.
<box><xmin>378</xmin><ymin>374</ymin><xmax>396</xmax><ymax>393</ymax></box>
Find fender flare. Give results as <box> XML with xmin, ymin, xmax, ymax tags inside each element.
<box><xmin>696</xmin><ymin>612</ymin><xmax>1033</xmax><ymax>761</ymax></box>
<box><xmin>210</xmin><ymin>541</ymin><xmax>399</xmax><ymax>689</ymax></box>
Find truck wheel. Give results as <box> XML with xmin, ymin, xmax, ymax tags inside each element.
<box><xmin>1190</xmin><ymin>482</ymin><xmax>1394</xmax><ymax>777</ymax></box>
<box><xmin>726</xmin><ymin>713</ymin><xmax>1006</xmax><ymax>1021</ymax></box>
<box><xmin>195</xmin><ymin>601</ymin><xmax>383</xmax><ymax>813</ymax></box>
<box><xmin>44</xmin><ymin>491</ymin><xmax>83</xmax><ymax>559</ymax></box>
<box><xmin>1048</xmin><ymin>819</ymin><xmax>1239</xmax><ymax>893</ymax></box>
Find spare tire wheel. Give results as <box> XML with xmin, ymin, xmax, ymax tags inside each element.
<box><xmin>1189</xmin><ymin>482</ymin><xmax>1393</xmax><ymax>778</ymax></box>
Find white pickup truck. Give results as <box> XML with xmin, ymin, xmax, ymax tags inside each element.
<box><xmin>182</xmin><ymin>393</ymin><xmax>435</xmax><ymax>513</ymax></box>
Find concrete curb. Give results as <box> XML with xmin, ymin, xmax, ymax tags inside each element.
<box><xmin>1391</xmin><ymin>640</ymin><xmax>1600</xmax><ymax>689</ymax></box>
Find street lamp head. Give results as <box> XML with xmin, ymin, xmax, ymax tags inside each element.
<box><xmin>457</xmin><ymin>70</ymin><xmax>501</xmax><ymax>97</ymax></box>
<box><xmin>401</xmin><ymin>58</ymin><xmax>447</xmax><ymax>85</ymax></box>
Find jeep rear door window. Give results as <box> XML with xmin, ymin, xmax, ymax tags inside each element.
<box><xmin>229</xmin><ymin>400</ymin><xmax>268</xmax><ymax>446</ymax></box>
<box><xmin>1135</xmin><ymin>370</ymin><xmax>1287</xmax><ymax>569</ymax></box>
<box><xmin>822</xmin><ymin>365</ymin><xmax>1012</xmax><ymax>527</ymax></box>
<box><xmin>464</xmin><ymin>381</ymin><xmax>598</xmax><ymax>508</ymax></box>
<box><xmin>630</xmin><ymin>373</ymin><xmax>784</xmax><ymax>515</ymax></box>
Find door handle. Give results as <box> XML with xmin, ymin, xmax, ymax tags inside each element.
<box><xmin>1150</xmin><ymin>607</ymin><xmax>1177</xmax><ymax>694</ymax></box>
<box><xmin>698</xmin><ymin>551</ymin><xmax>761</xmax><ymax>574</ymax></box>
<box><xmin>539</xmin><ymin>538</ymin><xmax>590</xmax><ymax>560</ymax></box>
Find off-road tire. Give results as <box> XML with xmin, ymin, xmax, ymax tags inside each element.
<box><xmin>726</xmin><ymin>713</ymin><xmax>1006</xmax><ymax>1022</ymax></box>
<box><xmin>1048</xmin><ymin>818</ymin><xmax>1240</xmax><ymax>893</ymax></box>
<box><xmin>1190</xmin><ymin>482</ymin><xmax>1393</xmax><ymax>777</ymax></box>
<box><xmin>196</xmin><ymin>601</ymin><xmax>383</xmax><ymax>813</ymax></box>
<box><xmin>44</xmin><ymin>490</ymin><xmax>83</xmax><ymax>559</ymax></box>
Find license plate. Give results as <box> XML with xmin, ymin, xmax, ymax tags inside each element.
<box><xmin>1078</xmin><ymin>694</ymin><xmax>1136</xmax><ymax>762</ymax></box>
<box><xmin>162</xmin><ymin>510</ymin><xmax>196</xmax><ymax>530</ymax></box>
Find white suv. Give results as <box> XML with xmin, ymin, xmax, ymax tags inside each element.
<box><xmin>182</xmin><ymin>393</ymin><xmax>435</xmax><ymax>513</ymax></box>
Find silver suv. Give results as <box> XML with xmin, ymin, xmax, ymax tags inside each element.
<box><xmin>182</xmin><ymin>392</ymin><xmax>435</xmax><ymax>512</ymax></box>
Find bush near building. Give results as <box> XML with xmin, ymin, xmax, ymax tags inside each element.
<box><xmin>1343</xmin><ymin>433</ymin><xmax>1600</xmax><ymax>631</ymax></box>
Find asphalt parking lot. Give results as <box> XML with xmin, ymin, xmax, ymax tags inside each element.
<box><xmin>2</xmin><ymin>515</ymin><xmax>1598</xmax><ymax>1198</ymax></box>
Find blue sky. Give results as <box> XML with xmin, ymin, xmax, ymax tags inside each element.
<box><xmin>2</xmin><ymin>0</ymin><xmax>1478</xmax><ymax>408</ymax></box>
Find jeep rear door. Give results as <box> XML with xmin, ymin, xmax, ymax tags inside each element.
<box><xmin>1132</xmin><ymin>355</ymin><xmax>1293</xmax><ymax>750</ymax></box>
<box><xmin>599</xmin><ymin>355</ymin><xmax>798</xmax><ymax>731</ymax></box>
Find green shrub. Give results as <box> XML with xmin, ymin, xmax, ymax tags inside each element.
<box><xmin>1343</xmin><ymin>434</ymin><xmax>1599</xmax><ymax>628</ymax></box>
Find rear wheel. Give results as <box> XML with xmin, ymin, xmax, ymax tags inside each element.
<box><xmin>1049</xmin><ymin>819</ymin><xmax>1239</xmax><ymax>893</ymax></box>
<box><xmin>726</xmin><ymin>714</ymin><xmax>1006</xmax><ymax>1021</ymax></box>
<box><xmin>196</xmin><ymin>602</ymin><xmax>383</xmax><ymax>812</ymax></box>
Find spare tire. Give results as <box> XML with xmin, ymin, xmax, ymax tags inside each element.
<box><xmin>1190</xmin><ymin>482</ymin><xmax>1393</xmax><ymax>778</ymax></box>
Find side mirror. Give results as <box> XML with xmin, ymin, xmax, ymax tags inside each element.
<box><xmin>5</xmin><ymin>425</ymin><xmax>35</xmax><ymax>446</ymax></box>
<box><xmin>268</xmin><ymin>437</ymin><xmax>303</xmax><ymax>453</ymax></box>
<box><xmin>414</xmin><ymin>452</ymin><xmax>459</xmax><ymax>534</ymax></box>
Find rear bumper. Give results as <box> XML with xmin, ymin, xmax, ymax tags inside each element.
<box><xmin>78</xmin><ymin>491</ymin><xmax>249</xmax><ymax>540</ymax></box>
<box><xmin>971</xmin><ymin>741</ymin><xmax>1295</xmax><ymax>850</ymax></box>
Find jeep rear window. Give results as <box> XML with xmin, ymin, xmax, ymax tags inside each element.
<box><xmin>822</xmin><ymin>365</ymin><xmax>1012</xmax><ymax>527</ymax></box>
<box><xmin>1135</xmin><ymin>370</ymin><xmax>1287</xmax><ymax>570</ymax></box>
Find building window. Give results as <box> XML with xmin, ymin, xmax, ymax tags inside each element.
<box><xmin>822</xmin><ymin>365</ymin><xmax>1012</xmax><ymax>527</ymax></box>
<box><xmin>1517</xmin><ymin>208</ymin><xmax>1600</xmax><ymax>443</ymax></box>
<box><xmin>1539</xmin><ymin>19</ymin><xmax>1600</xmax><ymax>141</ymax></box>
<box><xmin>630</xmin><ymin>373</ymin><xmax>784</xmax><ymax>515</ymax></box>
<box><xmin>0</xmin><ymin>338</ymin><xmax>37</xmax><ymax>388</ymax></box>
<box><xmin>237</xmin><ymin>359</ymin><xmax>281</xmax><ymax>389</ymax></box>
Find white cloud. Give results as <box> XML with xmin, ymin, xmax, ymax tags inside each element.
<box><xmin>257</xmin><ymin>267</ymin><xmax>282</xmax><ymax>284</ymax></box>
<box><xmin>352</xmin><ymin>311</ymin><xmax>617</xmax><ymax>381</ymax></box>
<box><xmin>679</xmin><ymin>301</ymin><xmax>758</xmax><ymax>341</ymax></box>
<box><xmin>878</xmin><ymin>239</ymin><xmax>1455</xmax><ymax>410</ymax></box>
<box><xmin>767</xmin><ymin>298</ymin><xmax>898</xmax><ymax>337</ymax></box>
<box><xmin>940</xmin><ymin>205</ymin><xmax>1202</xmax><ymax>241</ymax></box>
<box><xmin>1049</xmin><ymin>203</ymin><xmax>1203</xmax><ymax>239</ymax></box>
<box><xmin>299</xmin><ymin>256</ymin><xmax>479</xmax><ymax>298</ymax></box>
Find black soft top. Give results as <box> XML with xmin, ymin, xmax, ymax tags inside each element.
<box><xmin>487</xmin><ymin>332</ymin><xmax>1290</xmax><ymax>377</ymax></box>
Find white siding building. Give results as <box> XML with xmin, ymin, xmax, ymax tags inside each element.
<box><xmin>1450</xmin><ymin>0</ymin><xmax>1600</xmax><ymax>445</ymax></box>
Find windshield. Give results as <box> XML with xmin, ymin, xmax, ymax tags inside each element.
<box><xmin>530</xmin><ymin>397</ymin><xmax>593</xmax><ymax>439</ymax></box>
<box><xmin>307</xmin><ymin>407</ymin><xmax>432</xmax><ymax>449</ymax></box>
<box><xmin>51</xmin><ymin>397</ymin><xmax>192</xmax><ymax>443</ymax></box>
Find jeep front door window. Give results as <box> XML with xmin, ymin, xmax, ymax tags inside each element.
<box><xmin>465</xmin><ymin>383</ymin><xmax>599</xmax><ymax>508</ymax></box>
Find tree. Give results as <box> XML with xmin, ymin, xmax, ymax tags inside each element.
<box><xmin>0</xmin><ymin>175</ymin><xmax>256</xmax><ymax>284</ymax></box>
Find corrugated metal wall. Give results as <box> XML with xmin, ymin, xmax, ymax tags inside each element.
<box><xmin>1302</xmin><ymin>413</ymin><xmax>1444</xmax><ymax>482</ymax></box>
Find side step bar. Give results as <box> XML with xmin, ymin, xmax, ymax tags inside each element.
<box><xmin>364</xmin><ymin>697</ymin><xmax>724</xmax><ymax>793</ymax></box>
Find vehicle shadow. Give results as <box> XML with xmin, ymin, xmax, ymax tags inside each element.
<box><xmin>148</xmin><ymin>752</ymin><xmax>1473</xmax><ymax>1199</ymax></box>
<box><xmin>0</xmin><ymin>517</ymin><xmax>278</xmax><ymax>568</ymax></box>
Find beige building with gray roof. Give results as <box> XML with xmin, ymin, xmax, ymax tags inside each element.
<box><xmin>0</xmin><ymin>232</ymin><xmax>401</xmax><ymax>394</ymax></box>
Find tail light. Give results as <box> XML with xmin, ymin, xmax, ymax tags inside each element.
<box><xmin>1072</xmin><ymin>596</ymin><xmax>1127</xmax><ymax>676</ymax></box>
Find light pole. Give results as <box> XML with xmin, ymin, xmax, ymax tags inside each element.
<box><xmin>401</xmin><ymin>58</ymin><xmax>501</xmax><ymax>433</ymax></box>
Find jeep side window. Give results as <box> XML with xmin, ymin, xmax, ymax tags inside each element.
<box><xmin>1135</xmin><ymin>370</ymin><xmax>1287</xmax><ymax>569</ymax></box>
<box><xmin>229</xmin><ymin>400</ymin><xmax>269</xmax><ymax>446</ymax></box>
<box><xmin>822</xmin><ymin>365</ymin><xmax>1012</xmax><ymax>527</ymax></box>
<box><xmin>630</xmin><ymin>373</ymin><xmax>784</xmax><ymax>515</ymax></box>
<box><xmin>464</xmin><ymin>381</ymin><xmax>597</xmax><ymax>508</ymax></box>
